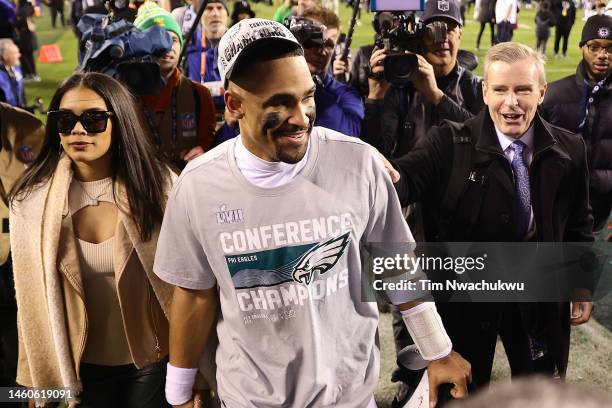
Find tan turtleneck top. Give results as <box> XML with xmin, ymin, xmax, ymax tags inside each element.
<box><xmin>69</xmin><ymin>177</ymin><xmax>132</xmax><ymax>366</ymax></box>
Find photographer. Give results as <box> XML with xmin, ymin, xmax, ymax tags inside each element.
<box><xmin>362</xmin><ymin>0</ymin><xmax>483</xmax><ymax>159</ymax></box>
<box><xmin>134</xmin><ymin>2</ymin><xmax>216</xmax><ymax>171</ymax></box>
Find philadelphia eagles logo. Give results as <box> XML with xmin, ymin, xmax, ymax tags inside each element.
<box><xmin>291</xmin><ymin>232</ymin><xmax>351</xmax><ymax>285</ymax></box>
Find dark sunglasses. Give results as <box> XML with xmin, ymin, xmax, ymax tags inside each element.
<box><xmin>48</xmin><ymin>109</ymin><xmax>114</xmax><ymax>134</ymax></box>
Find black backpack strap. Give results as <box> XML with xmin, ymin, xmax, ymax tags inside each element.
<box><xmin>437</xmin><ymin>121</ymin><xmax>474</xmax><ymax>241</ymax></box>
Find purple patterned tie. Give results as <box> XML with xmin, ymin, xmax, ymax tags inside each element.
<box><xmin>509</xmin><ymin>141</ymin><xmax>530</xmax><ymax>236</ymax></box>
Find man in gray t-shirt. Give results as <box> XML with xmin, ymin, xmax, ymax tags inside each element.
<box><xmin>154</xmin><ymin>18</ymin><xmax>471</xmax><ymax>408</ymax></box>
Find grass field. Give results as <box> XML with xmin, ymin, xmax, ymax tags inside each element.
<box><xmin>26</xmin><ymin>3</ymin><xmax>612</xmax><ymax>406</ymax></box>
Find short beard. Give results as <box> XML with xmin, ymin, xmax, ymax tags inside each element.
<box><xmin>590</xmin><ymin>68</ymin><xmax>611</xmax><ymax>82</ymax></box>
<box><xmin>262</xmin><ymin>108</ymin><xmax>316</xmax><ymax>165</ymax></box>
<box><xmin>585</xmin><ymin>60</ymin><xmax>612</xmax><ymax>82</ymax></box>
<box><xmin>275</xmin><ymin>141</ymin><xmax>309</xmax><ymax>164</ymax></box>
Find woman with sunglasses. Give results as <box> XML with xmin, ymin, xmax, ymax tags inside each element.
<box><xmin>9</xmin><ymin>72</ymin><xmax>176</xmax><ymax>407</ymax></box>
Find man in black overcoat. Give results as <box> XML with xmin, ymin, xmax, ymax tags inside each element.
<box><xmin>386</xmin><ymin>42</ymin><xmax>594</xmax><ymax>392</ymax></box>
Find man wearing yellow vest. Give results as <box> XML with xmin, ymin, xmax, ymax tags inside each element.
<box><xmin>134</xmin><ymin>2</ymin><xmax>216</xmax><ymax>171</ymax></box>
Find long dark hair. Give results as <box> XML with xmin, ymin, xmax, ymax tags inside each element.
<box><xmin>9</xmin><ymin>72</ymin><xmax>171</xmax><ymax>242</ymax></box>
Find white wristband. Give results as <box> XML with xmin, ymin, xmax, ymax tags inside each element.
<box><xmin>166</xmin><ymin>363</ymin><xmax>198</xmax><ymax>405</ymax></box>
<box><xmin>400</xmin><ymin>302</ymin><xmax>452</xmax><ymax>361</ymax></box>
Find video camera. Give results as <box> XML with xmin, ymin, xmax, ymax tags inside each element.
<box><xmin>372</xmin><ymin>3</ymin><xmax>449</xmax><ymax>86</ymax></box>
<box><xmin>77</xmin><ymin>0</ymin><xmax>172</xmax><ymax>96</ymax></box>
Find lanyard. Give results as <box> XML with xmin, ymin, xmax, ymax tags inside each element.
<box><xmin>143</xmin><ymin>86</ymin><xmax>179</xmax><ymax>146</ymax></box>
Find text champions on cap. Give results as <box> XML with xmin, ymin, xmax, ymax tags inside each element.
<box><xmin>221</xmin><ymin>20</ymin><xmax>290</xmax><ymax>67</ymax></box>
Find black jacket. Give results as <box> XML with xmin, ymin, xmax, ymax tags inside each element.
<box><xmin>393</xmin><ymin>109</ymin><xmax>593</xmax><ymax>243</ymax></box>
<box><xmin>362</xmin><ymin>63</ymin><xmax>484</xmax><ymax>158</ymax></box>
<box><xmin>391</xmin><ymin>110</ymin><xmax>594</xmax><ymax>384</ymax></box>
<box><xmin>540</xmin><ymin>61</ymin><xmax>612</xmax><ymax>232</ymax></box>
<box><xmin>553</xmin><ymin>0</ymin><xmax>576</xmax><ymax>31</ymax></box>
<box><xmin>349</xmin><ymin>44</ymin><xmax>374</xmax><ymax>100</ymax></box>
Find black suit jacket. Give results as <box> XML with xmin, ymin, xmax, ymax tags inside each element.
<box><xmin>391</xmin><ymin>109</ymin><xmax>594</xmax><ymax>383</ymax></box>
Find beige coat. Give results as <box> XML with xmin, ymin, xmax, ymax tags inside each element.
<box><xmin>10</xmin><ymin>155</ymin><xmax>175</xmax><ymax>396</ymax></box>
<box><xmin>0</xmin><ymin>102</ymin><xmax>44</xmax><ymax>264</ymax></box>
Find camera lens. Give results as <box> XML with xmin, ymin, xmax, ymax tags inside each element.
<box><xmin>108</xmin><ymin>44</ymin><xmax>124</xmax><ymax>59</ymax></box>
<box><xmin>390</xmin><ymin>58</ymin><xmax>411</xmax><ymax>78</ymax></box>
<box><xmin>384</xmin><ymin>53</ymin><xmax>418</xmax><ymax>85</ymax></box>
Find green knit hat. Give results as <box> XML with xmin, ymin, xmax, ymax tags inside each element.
<box><xmin>134</xmin><ymin>2</ymin><xmax>184</xmax><ymax>49</ymax></box>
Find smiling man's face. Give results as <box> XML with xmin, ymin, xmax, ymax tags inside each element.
<box><xmin>228</xmin><ymin>56</ymin><xmax>316</xmax><ymax>163</ymax></box>
<box><xmin>421</xmin><ymin>18</ymin><xmax>462</xmax><ymax>76</ymax></box>
<box><xmin>483</xmin><ymin>58</ymin><xmax>547</xmax><ymax>138</ymax></box>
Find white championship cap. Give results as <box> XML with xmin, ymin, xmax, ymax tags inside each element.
<box><xmin>217</xmin><ymin>18</ymin><xmax>302</xmax><ymax>87</ymax></box>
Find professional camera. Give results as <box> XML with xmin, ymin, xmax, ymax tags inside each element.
<box><xmin>283</xmin><ymin>16</ymin><xmax>325</xmax><ymax>49</ymax></box>
<box><xmin>373</xmin><ymin>11</ymin><xmax>448</xmax><ymax>86</ymax></box>
<box><xmin>77</xmin><ymin>1</ymin><xmax>172</xmax><ymax>96</ymax></box>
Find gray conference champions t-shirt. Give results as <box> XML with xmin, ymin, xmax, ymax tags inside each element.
<box><xmin>154</xmin><ymin>127</ymin><xmax>414</xmax><ymax>407</ymax></box>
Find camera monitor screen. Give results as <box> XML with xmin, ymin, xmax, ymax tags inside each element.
<box><xmin>370</xmin><ymin>0</ymin><xmax>424</xmax><ymax>11</ymax></box>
